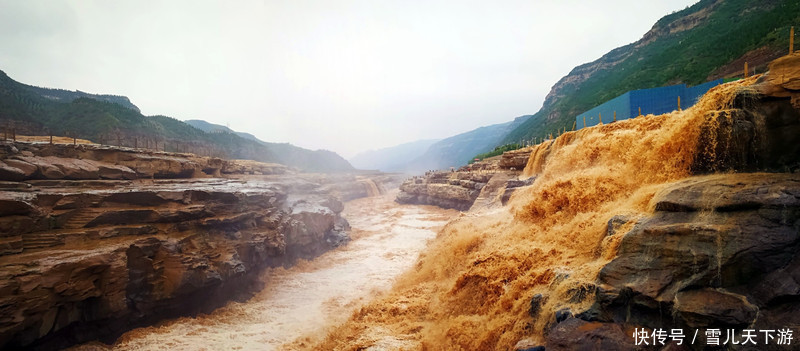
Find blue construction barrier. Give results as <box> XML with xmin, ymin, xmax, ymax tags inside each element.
<box><xmin>576</xmin><ymin>79</ymin><xmax>723</xmax><ymax>129</ymax></box>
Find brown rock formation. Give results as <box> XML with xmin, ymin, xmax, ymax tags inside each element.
<box><xmin>690</xmin><ymin>59</ymin><xmax>800</xmax><ymax>174</ymax></box>
<box><xmin>0</xmin><ymin>143</ymin><xmax>397</xmax><ymax>350</ymax></box>
<box><xmin>0</xmin><ymin>142</ymin><xmax>290</xmax><ymax>181</ymax></box>
<box><xmin>555</xmin><ymin>173</ymin><xmax>800</xmax><ymax>349</ymax></box>
<box><xmin>395</xmin><ymin>171</ymin><xmax>490</xmax><ymax>211</ymax></box>
<box><xmin>498</xmin><ymin>148</ymin><xmax>533</xmax><ymax>170</ymax></box>
<box><xmin>310</xmin><ymin>56</ymin><xmax>800</xmax><ymax>351</ymax></box>
<box><xmin>395</xmin><ymin>152</ymin><xmax>532</xmax><ymax>211</ymax></box>
<box><xmin>0</xmin><ymin>177</ymin><xmax>354</xmax><ymax>350</ymax></box>
<box><xmin>534</xmin><ymin>55</ymin><xmax>800</xmax><ymax>349</ymax></box>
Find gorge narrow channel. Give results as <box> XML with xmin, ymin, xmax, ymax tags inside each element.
<box><xmin>75</xmin><ymin>190</ymin><xmax>457</xmax><ymax>350</ymax></box>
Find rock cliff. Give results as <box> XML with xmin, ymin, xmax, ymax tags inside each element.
<box><xmin>396</xmin><ymin>171</ymin><xmax>489</xmax><ymax>211</ymax></box>
<box><xmin>396</xmin><ymin>148</ymin><xmax>533</xmax><ymax>211</ymax></box>
<box><xmin>528</xmin><ymin>54</ymin><xmax>800</xmax><ymax>350</ymax></box>
<box><xmin>537</xmin><ymin>173</ymin><xmax>800</xmax><ymax>350</ymax></box>
<box><xmin>0</xmin><ymin>143</ymin><xmax>392</xmax><ymax>350</ymax></box>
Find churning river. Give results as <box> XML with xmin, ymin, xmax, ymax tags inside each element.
<box><xmin>74</xmin><ymin>190</ymin><xmax>456</xmax><ymax>350</ymax></box>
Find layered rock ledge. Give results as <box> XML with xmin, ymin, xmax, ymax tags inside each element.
<box><xmin>0</xmin><ymin>142</ymin><xmax>290</xmax><ymax>181</ymax></box>
<box><xmin>0</xmin><ymin>178</ymin><xmax>351</xmax><ymax>350</ymax></box>
<box><xmin>524</xmin><ymin>54</ymin><xmax>800</xmax><ymax>350</ymax></box>
<box><xmin>395</xmin><ymin>153</ymin><xmax>532</xmax><ymax>211</ymax></box>
<box><xmin>535</xmin><ymin>173</ymin><xmax>800</xmax><ymax>350</ymax></box>
<box><xmin>0</xmin><ymin>142</ymin><xmax>399</xmax><ymax>350</ymax></box>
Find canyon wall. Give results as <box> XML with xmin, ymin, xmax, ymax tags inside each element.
<box><xmin>0</xmin><ymin>143</ymin><xmax>393</xmax><ymax>350</ymax></box>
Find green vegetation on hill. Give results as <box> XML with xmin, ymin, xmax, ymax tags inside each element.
<box><xmin>22</xmin><ymin>84</ymin><xmax>140</xmax><ymax>112</ymax></box>
<box><xmin>49</xmin><ymin>98</ymin><xmax>151</xmax><ymax>137</ymax></box>
<box><xmin>186</xmin><ymin>120</ymin><xmax>353</xmax><ymax>173</ymax></box>
<box><xmin>0</xmin><ymin>69</ymin><xmax>353</xmax><ymax>172</ymax></box>
<box><xmin>148</xmin><ymin>115</ymin><xmax>207</xmax><ymax>140</ymax></box>
<box><xmin>184</xmin><ymin>119</ymin><xmax>262</xmax><ymax>142</ymax></box>
<box><xmin>502</xmin><ymin>0</ymin><xmax>800</xmax><ymax>145</ymax></box>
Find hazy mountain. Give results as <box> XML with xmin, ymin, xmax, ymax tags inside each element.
<box><xmin>361</xmin><ymin>0</ymin><xmax>799</xmax><ymax>172</ymax></box>
<box><xmin>406</xmin><ymin>115</ymin><xmax>531</xmax><ymax>172</ymax></box>
<box><xmin>184</xmin><ymin>119</ymin><xmax>261</xmax><ymax>142</ymax></box>
<box><xmin>348</xmin><ymin>138</ymin><xmax>441</xmax><ymax>172</ymax></box>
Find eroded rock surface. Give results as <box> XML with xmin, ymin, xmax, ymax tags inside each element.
<box><xmin>396</xmin><ymin>171</ymin><xmax>488</xmax><ymax>211</ymax></box>
<box><xmin>546</xmin><ymin>173</ymin><xmax>800</xmax><ymax>350</ymax></box>
<box><xmin>692</xmin><ymin>54</ymin><xmax>800</xmax><ymax>174</ymax></box>
<box><xmin>530</xmin><ymin>55</ymin><xmax>800</xmax><ymax>350</ymax></box>
<box><xmin>498</xmin><ymin>148</ymin><xmax>533</xmax><ymax>170</ymax></box>
<box><xmin>396</xmin><ymin>155</ymin><xmax>529</xmax><ymax>211</ymax></box>
<box><xmin>0</xmin><ymin>143</ymin><xmax>402</xmax><ymax>350</ymax></box>
<box><xmin>0</xmin><ymin>142</ymin><xmax>290</xmax><ymax>181</ymax></box>
<box><xmin>0</xmin><ymin>177</ymin><xmax>359</xmax><ymax>350</ymax></box>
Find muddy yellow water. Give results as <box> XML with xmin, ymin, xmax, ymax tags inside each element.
<box><xmin>72</xmin><ymin>78</ymin><xmax>759</xmax><ymax>350</ymax></box>
<box><xmin>75</xmin><ymin>190</ymin><xmax>456</xmax><ymax>350</ymax></box>
<box><xmin>314</xmin><ymin>77</ymin><xmax>760</xmax><ymax>350</ymax></box>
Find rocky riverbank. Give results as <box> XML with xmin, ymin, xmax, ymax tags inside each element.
<box><xmin>530</xmin><ymin>173</ymin><xmax>800</xmax><ymax>350</ymax></box>
<box><xmin>395</xmin><ymin>150</ymin><xmax>533</xmax><ymax>211</ymax></box>
<box><xmin>527</xmin><ymin>53</ymin><xmax>800</xmax><ymax>350</ymax></box>
<box><xmin>0</xmin><ymin>142</ymin><xmax>400</xmax><ymax>350</ymax></box>
<box><xmin>0</xmin><ymin>142</ymin><xmax>293</xmax><ymax>181</ymax></box>
<box><xmin>78</xmin><ymin>190</ymin><xmax>457</xmax><ymax>350</ymax></box>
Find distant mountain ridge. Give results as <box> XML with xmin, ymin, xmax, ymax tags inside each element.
<box><xmin>405</xmin><ymin>115</ymin><xmax>531</xmax><ymax>172</ymax></box>
<box><xmin>348</xmin><ymin>138</ymin><xmax>441</xmax><ymax>172</ymax></box>
<box><xmin>355</xmin><ymin>0</ymin><xmax>799</xmax><ymax>173</ymax></box>
<box><xmin>22</xmin><ymin>84</ymin><xmax>140</xmax><ymax>112</ymax></box>
<box><xmin>184</xmin><ymin>119</ymin><xmax>261</xmax><ymax>142</ymax></box>
<box><xmin>185</xmin><ymin>120</ymin><xmax>354</xmax><ymax>173</ymax></box>
<box><xmin>0</xmin><ymin>69</ymin><xmax>354</xmax><ymax>173</ymax></box>
<box><xmin>355</xmin><ymin>115</ymin><xmax>532</xmax><ymax>173</ymax></box>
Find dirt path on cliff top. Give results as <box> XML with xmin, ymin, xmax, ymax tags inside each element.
<box><xmin>76</xmin><ymin>189</ymin><xmax>457</xmax><ymax>351</ymax></box>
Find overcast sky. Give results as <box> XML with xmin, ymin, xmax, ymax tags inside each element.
<box><xmin>0</xmin><ymin>0</ymin><xmax>696</xmax><ymax>158</ymax></box>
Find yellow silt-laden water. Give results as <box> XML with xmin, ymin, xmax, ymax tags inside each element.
<box><xmin>313</xmin><ymin>77</ymin><xmax>763</xmax><ymax>350</ymax></box>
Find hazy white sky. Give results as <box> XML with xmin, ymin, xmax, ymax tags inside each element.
<box><xmin>0</xmin><ymin>0</ymin><xmax>696</xmax><ymax>157</ymax></box>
